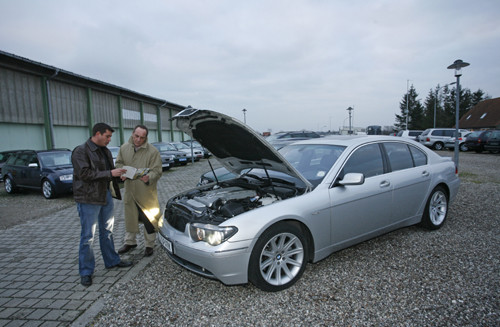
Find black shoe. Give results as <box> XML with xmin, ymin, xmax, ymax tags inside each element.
<box><xmin>118</xmin><ymin>244</ymin><xmax>137</xmax><ymax>254</ymax></box>
<box><xmin>145</xmin><ymin>247</ymin><xmax>154</xmax><ymax>257</ymax></box>
<box><xmin>115</xmin><ymin>260</ymin><xmax>133</xmax><ymax>268</ymax></box>
<box><xmin>81</xmin><ymin>275</ymin><xmax>92</xmax><ymax>287</ymax></box>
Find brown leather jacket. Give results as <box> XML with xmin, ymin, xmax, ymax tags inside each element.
<box><xmin>71</xmin><ymin>139</ymin><xmax>121</xmax><ymax>205</ymax></box>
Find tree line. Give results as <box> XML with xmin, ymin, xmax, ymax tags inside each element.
<box><xmin>394</xmin><ymin>84</ymin><xmax>489</xmax><ymax>131</ymax></box>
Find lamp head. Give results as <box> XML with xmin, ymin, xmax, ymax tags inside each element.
<box><xmin>447</xmin><ymin>59</ymin><xmax>470</xmax><ymax>77</ymax></box>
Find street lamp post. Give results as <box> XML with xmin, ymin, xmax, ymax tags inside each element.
<box><xmin>447</xmin><ymin>59</ymin><xmax>470</xmax><ymax>169</ymax></box>
<box><xmin>346</xmin><ymin>106</ymin><xmax>353</xmax><ymax>134</ymax></box>
<box><xmin>242</xmin><ymin>108</ymin><xmax>247</xmax><ymax>124</ymax></box>
<box><xmin>433</xmin><ymin>82</ymin><xmax>456</xmax><ymax>128</ymax></box>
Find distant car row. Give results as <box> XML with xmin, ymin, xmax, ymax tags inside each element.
<box><xmin>396</xmin><ymin>128</ymin><xmax>500</xmax><ymax>154</ymax></box>
<box><xmin>1</xmin><ymin>141</ymin><xmax>211</xmax><ymax>199</ymax></box>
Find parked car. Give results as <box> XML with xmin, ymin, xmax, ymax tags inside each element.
<box><xmin>152</xmin><ymin>142</ymin><xmax>189</xmax><ymax>166</ymax></box>
<box><xmin>266</xmin><ymin>130</ymin><xmax>321</xmax><ymax>149</ymax></box>
<box><xmin>158</xmin><ymin>109</ymin><xmax>460</xmax><ymax>292</ymax></box>
<box><xmin>182</xmin><ymin>140</ymin><xmax>211</xmax><ymax>158</ymax></box>
<box><xmin>464</xmin><ymin>130</ymin><xmax>496</xmax><ymax>153</ymax></box>
<box><xmin>0</xmin><ymin>150</ymin><xmax>21</xmax><ymax>182</ymax></box>
<box><xmin>418</xmin><ymin>128</ymin><xmax>470</xmax><ymax>150</ymax></box>
<box><xmin>444</xmin><ymin>131</ymin><xmax>471</xmax><ymax>152</ymax></box>
<box><xmin>170</xmin><ymin>142</ymin><xmax>203</xmax><ymax>161</ymax></box>
<box><xmin>396</xmin><ymin>130</ymin><xmax>423</xmax><ymax>141</ymax></box>
<box><xmin>108</xmin><ymin>146</ymin><xmax>120</xmax><ymax>165</ymax></box>
<box><xmin>483</xmin><ymin>130</ymin><xmax>500</xmax><ymax>154</ymax></box>
<box><xmin>2</xmin><ymin>149</ymin><xmax>73</xmax><ymax>199</ymax></box>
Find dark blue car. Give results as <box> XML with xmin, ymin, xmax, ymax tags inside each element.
<box><xmin>1</xmin><ymin>149</ymin><xmax>73</xmax><ymax>199</ymax></box>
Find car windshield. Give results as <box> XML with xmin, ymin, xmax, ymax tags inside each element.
<box><xmin>173</xmin><ymin>142</ymin><xmax>189</xmax><ymax>150</ymax></box>
<box><xmin>278</xmin><ymin>144</ymin><xmax>346</xmax><ymax>187</ymax></box>
<box><xmin>109</xmin><ymin>147</ymin><xmax>119</xmax><ymax>158</ymax></box>
<box><xmin>38</xmin><ymin>151</ymin><xmax>72</xmax><ymax>167</ymax></box>
<box><xmin>155</xmin><ymin>144</ymin><xmax>177</xmax><ymax>151</ymax></box>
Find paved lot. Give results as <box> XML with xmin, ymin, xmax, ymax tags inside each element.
<box><xmin>0</xmin><ymin>160</ymin><xmax>217</xmax><ymax>326</ymax></box>
<box><xmin>0</xmin><ymin>152</ymin><xmax>498</xmax><ymax>326</ymax></box>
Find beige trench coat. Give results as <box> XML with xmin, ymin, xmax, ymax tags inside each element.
<box><xmin>115</xmin><ymin>136</ymin><xmax>163</xmax><ymax>233</ymax></box>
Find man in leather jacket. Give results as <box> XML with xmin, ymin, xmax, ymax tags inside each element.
<box><xmin>72</xmin><ymin>123</ymin><xmax>132</xmax><ymax>287</ymax></box>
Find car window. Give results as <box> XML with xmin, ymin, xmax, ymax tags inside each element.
<box><xmin>397</xmin><ymin>131</ymin><xmax>404</xmax><ymax>136</ymax></box>
<box><xmin>444</xmin><ymin>130</ymin><xmax>454</xmax><ymax>137</ymax></box>
<box><xmin>342</xmin><ymin>143</ymin><xmax>384</xmax><ymax>178</ymax></box>
<box><xmin>421</xmin><ymin>130</ymin><xmax>430</xmax><ymax>136</ymax></box>
<box><xmin>409</xmin><ymin>146</ymin><xmax>427</xmax><ymax>166</ymax></box>
<box><xmin>11</xmin><ymin>152</ymin><xmax>36</xmax><ymax>166</ymax></box>
<box><xmin>384</xmin><ymin>142</ymin><xmax>414</xmax><ymax>172</ymax></box>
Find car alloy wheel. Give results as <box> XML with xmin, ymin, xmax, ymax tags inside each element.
<box><xmin>42</xmin><ymin>180</ymin><xmax>54</xmax><ymax>199</ymax></box>
<box><xmin>249</xmin><ymin>222</ymin><xmax>308</xmax><ymax>292</ymax></box>
<box><xmin>459</xmin><ymin>143</ymin><xmax>468</xmax><ymax>152</ymax></box>
<box><xmin>433</xmin><ymin>142</ymin><xmax>444</xmax><ymax>151</ymax></box>
<box><xmin>4</xmin><ymin>177</ymin><xmax>15</xmax><ymax>194</ymax></box>
<box><xmin>420</xmin><ymin>186</ymin><xmax>448</xmax><ymax>230</ymax></box>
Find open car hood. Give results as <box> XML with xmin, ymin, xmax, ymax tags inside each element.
<box><xmin>172</xmin><ymin>108</ymin><xmax>313</xmax><ymax>189</ymax></box>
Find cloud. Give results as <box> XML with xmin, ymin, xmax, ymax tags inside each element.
<box><xmin>1</xmin><ymin>0</ymin><xmax>499</xmax><ymax>133</ymax></box>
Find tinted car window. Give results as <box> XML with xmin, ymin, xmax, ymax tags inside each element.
<box><xmin>409</xmin><ymin>146</ymin><xmax>427</xmax><ymax>166</ymax></box>
<box><xmin>342</xmin><ymin>144</ymin><xmax>384</xmax><ymax>178</ymax></box>
<box><xmin>12</xmin><ymin>152</ymin><xmax>36</xmax><ymax>166</ymax></box>
<box><xmin>384</xmin><ymin>143</ymin><xmax>414</xmax><ymax>172</ymax></box>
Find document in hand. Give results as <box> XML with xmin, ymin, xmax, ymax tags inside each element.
<box><xmin>122</xmin><ymin>166</ymin><xmax>150</xmax><ymax>179</ymax></box>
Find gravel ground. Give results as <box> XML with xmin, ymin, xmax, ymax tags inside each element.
<box><xmin>88</xmin><ymin>151</ymin><xmax>499</xmax><ymax>327</ymax></box>
<box><xmin>2</xmin><ymin>151</ymin><xmax>499</xmax><ymax>326</ymax></box>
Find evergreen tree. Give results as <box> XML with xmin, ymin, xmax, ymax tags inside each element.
<box><xmin>395</xmin><ymin>85</ymin><xmax>424</xmax><ymax>130</ymax></box>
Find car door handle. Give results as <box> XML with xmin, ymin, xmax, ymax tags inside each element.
<box><xmin>380</xmin><ymin>181</ymin><xmax>390</xmax><ymax>188</ymax></box>
<box><xmin>422</xmin><ymin>170</ymin><xmax>430</xmax><ymax>177</ymax></box>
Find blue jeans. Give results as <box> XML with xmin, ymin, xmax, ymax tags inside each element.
<box><xmin>77</xmin><ymin>191</ymin><xmax>121</xmax><ymax>276</ymax></box>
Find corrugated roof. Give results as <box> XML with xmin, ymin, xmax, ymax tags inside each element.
<box><xmin>0</xmin><ymin>49</ymin><xmax>185</xmax><ymax>109</ymax></box>
<box><xmin>459</xmin><ymin>97</ymin><xmax>500</xmax><ymax>130</ymax></box>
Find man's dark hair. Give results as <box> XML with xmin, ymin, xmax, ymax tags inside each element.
<box><xmin>133</xmin><ymin>124</ymin><xmax>149</xmax><ymax>136</ymax></box>
<box><xmin>92</xmin><ymin>123</ymin><xmax>114</xmax><ymax>136</ymax></box>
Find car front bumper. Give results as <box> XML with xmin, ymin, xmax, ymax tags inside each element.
<box><xmin>158</xmin><ymin>224</ymin><xmax>252</xmax><ymax>285</ymax></box>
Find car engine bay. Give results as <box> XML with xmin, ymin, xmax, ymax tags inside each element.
<box><xmin>165</xmin><ymin>176</ymin><xmax>305</xmax><ymax>232</ymax></box>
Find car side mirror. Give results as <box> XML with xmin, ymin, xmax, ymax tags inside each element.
<box><xmin>28</xmin><ymin>163</ymin><xmax>39</xmax><ymax>168</ymax></box>
<box><xmin>338</xmin><ymin>173</ymin><xmax>365</xmax><ymax>186</ymax></box>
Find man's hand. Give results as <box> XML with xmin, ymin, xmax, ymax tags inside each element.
<box><xmin>140</xmin><ymin>175</ymin><xmax>150</xmax><ymax>183</ymax></box>
<box><xmin>111</xmin><ymin>168</ymin><xmax>127</xmax><ymax>177</ymax></box>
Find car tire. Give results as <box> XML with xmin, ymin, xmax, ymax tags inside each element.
<box><xmin>4</xmin><ymin>176</ymin><xmax>16</xmax><ymax>194</ymax></box>
<box><xmin>459</xmin><ymin>143</ymin><xmax>468</xmax><ymax>152</ymax></box>
<box><xmin>248</xmin><ymin>222</ymin><xmax>308</xmax><ymax>292</ymax></box>
<box><xmin>433</xmin><ymin>142</ymin><xmax>444</xmax><ymax>151</ymax></box>
<box><xmin>42</xmin><ymin>180</ymin><xmax>55</xmax><ymax>199</ymax></box>
<box><xmin>420</xmin><ymin>186</ymin><xmax>448</xmax><ymax>230</ymax></box>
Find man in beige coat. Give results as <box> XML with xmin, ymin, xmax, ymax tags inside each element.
<box><xmin>115</xmin><ymin>125</ymin><xmax>163</xmax><ymax>257</ymax></box>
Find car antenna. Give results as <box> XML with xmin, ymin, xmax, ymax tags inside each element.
<box><xmin>207</xmin><ymin>159</ymin><xmax>220</xmax><ymax>185</ymax></box>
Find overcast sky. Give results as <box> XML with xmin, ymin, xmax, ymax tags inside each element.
<box><xmin>1</xmin><ymin>0</ymin><xmax>499</xmax><ymax>133</ymax></box>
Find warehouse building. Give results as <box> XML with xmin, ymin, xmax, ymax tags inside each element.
<box><xmin>0</xmin><ymin>50</ymin><xmax>187</xmax><ymax>151</ymax></box>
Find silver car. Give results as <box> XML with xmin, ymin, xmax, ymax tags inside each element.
<box><xmin>159</xmin><ymin>109</ymin><xmax>460</xmax><ymax>292</ymax></box>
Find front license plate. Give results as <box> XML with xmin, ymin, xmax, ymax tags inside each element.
<box><xmin>490</xmin><ymin>142</ymin><xmax>499</xmax><ymax>145</ymax></box>
<box><xmin>160</xmin><ymin>235</ymin><xmax>173</xmax><ymax>253</ymax></box>
<box><xmin>179</xmin><ymin>158</ymin><xmax>187</xmax><ymax>161</ymax></box>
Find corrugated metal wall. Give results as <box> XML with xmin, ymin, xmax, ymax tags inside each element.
<box><xmin>50</xmin><ymin>80</ymin><xmax>87</xmax><ymax>126</ymax></box>
<box><xmin>0</xmin><ymin>52</ymin><xmax>187</xmax><ymax>151</ymax></box>
<box><xmin>93</xmin><ymin>90</ymin><xmax>119</xmax><ymax>127</ymax></box>
<box><xmin>0</xmin><ymin>67</ymin><xmax>44</xmax><ymax>124</ymax></box>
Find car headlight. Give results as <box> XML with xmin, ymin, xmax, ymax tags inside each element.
<box><xmin>60</xmin><ymin>174</ymin><xmax>73</xmax><ymax>181</ymax></box>
<box><xmin>189</xmin><ymin>223</ymin><xmax>238</xmax><ymax>246</ymax></box>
